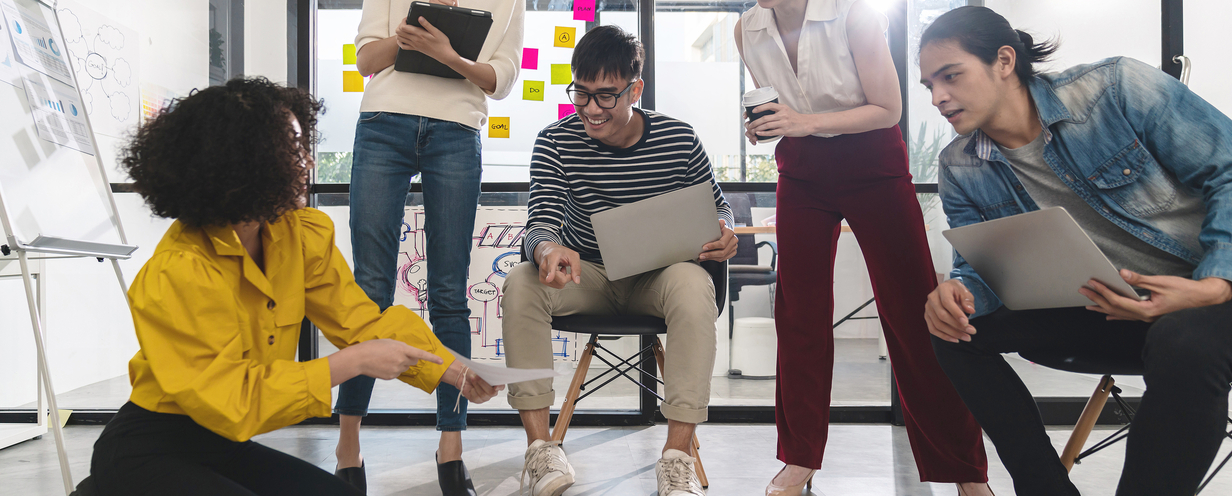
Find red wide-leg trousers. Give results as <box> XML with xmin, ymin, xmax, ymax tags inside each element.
<box><xmin>772</xmin><ymin>126</ymin><xmax>988</xmax><ymax>482</ymax></box>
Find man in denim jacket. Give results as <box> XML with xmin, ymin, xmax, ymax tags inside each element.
<box><xmin>918</xmin><ymin>7</ymin><xmax>1232</xmax><ymax>496</ymax></box>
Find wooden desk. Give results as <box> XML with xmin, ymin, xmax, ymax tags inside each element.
<box><xmin>734</xmin><ymin>226</ymin><xmax>852</xmax><ymax>234</ymax></box>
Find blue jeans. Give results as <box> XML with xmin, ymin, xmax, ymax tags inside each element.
<box><xmin>333</xmin><ymin>112</ymin><xmax>481</xmax><ymax>431</ymax></box>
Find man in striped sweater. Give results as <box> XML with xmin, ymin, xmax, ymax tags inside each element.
<box><xmin>500</xmin><ymin>26</ymin><xmax>736</xmax><ymax>496</ymax></box>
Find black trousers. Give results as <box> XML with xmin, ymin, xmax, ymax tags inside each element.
<box><xmin>932</xmin><ymin>302</ymin><xmax>1232</xmax><ymax>496</ymax></box>
<box><xmin>87</xmin><ymin>402</ymin><xmax>362</xmax><ymax>496</ymax></box>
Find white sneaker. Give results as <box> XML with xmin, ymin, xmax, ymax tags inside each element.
<box><xmin>521</xmin><ymin>439</ymin><xmax>575</xmax><ymax>496</ymax></box>
<box><xmin>656</xmin><ymin>449</ymin><xmax>705</xmax><ymax>496</ymax></box>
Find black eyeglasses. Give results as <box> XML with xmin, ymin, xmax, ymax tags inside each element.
<box><xmin>566</xmin><ymin>81</ymin><xmax>637</xmax><ymax>109</ymax></box>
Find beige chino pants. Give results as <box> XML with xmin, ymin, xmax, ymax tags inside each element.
<box><xmin>500</xmin><ymin>260</ymin><xmax>718</xmax><ymax>424</ymax></box>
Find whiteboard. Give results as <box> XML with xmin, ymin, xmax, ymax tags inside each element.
<box><xmin>0</xmin><ymin>0</ymin><xmax>124</xmax><ymax>248</ymax></box>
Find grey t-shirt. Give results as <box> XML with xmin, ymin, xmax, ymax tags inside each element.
<box><xmin>997</xmin><ymin>133</ymin><xmax>1197</xmax><ymax>278</ymax></box>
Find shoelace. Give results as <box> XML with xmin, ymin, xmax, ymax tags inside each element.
<box><xmin>520</xmin><ymin>441</ymin><xmax>567</xmax><ymax>495</ymax></box>
<box><xmin>452</xmin><ymin>366</ymin><xmax>470</xmax><ymax>414</ymax></box>
<box><xmin>658</xmin><ymin>455</ymin><xmax>701</xmax><ymax>495</ymax></box>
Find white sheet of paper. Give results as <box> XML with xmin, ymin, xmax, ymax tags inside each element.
<box><xmin>444</xmin><ymin>347</ymin><xmax>560</xmax><ymax>386</ymax></box>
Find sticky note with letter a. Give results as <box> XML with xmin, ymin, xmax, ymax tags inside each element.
<box><xmin>343</xmin><ymin>71</ymin><xmax>364</xmax><ymax>92</ymax></box>
<box><xmin>523</xmin><ymin>80</ymin><xmax>545</xmax><ymax>101</ymax></box>
<box><xmin>551</xmin><ymin>64</ymin><xmax>572</xmax><ymax>85</ymax></box>
<box><xmin>554</xmin><ymin>26</ymin><xmax>576</xmax><ymax>48</ymax></box>
<box><xmin>559</xmin><ymin>104</ymin><xmax>576</xmax><ymax>120</ymax></box>
<box><xmin>489</xmin><ymin>117</ymin><xmax>510</xmax><ymax>138</ymax></box>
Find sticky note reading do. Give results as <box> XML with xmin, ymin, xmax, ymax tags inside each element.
<box><xmin>554</xmin><ymin>26</ymin><xmax>576</xmax><ymax>48</ymax></box>
<box><xmin>523</xmin><ymin>80</ymin><xmax>545</xmax><ymax>101</ymax></box>
<box><xmin>489</xmin><ymin>117</ymin><xmax>510</xmax><ymax>138</ymax></box>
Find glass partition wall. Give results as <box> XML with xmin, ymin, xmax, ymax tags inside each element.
<box><xmin>0</xmin><ymin>0</ymin><xmax>1201</xmax><ymax>426</ymax></box>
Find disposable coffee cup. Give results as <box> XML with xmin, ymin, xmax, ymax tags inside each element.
<box><xmin>742</xmin><ymin>86</ymin><xmax>782</xmax><ymax>143</ymax></box>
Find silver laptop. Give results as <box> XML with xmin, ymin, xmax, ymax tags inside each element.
<box><xmin>591</xmin><ymin>183</ymin><xmax>720</xmax><ymax>281</ymax></box>
<box><xmin>942</xmin><ymin>207</ymin><xmax>1144</xmax><ymax>310</ymax></box>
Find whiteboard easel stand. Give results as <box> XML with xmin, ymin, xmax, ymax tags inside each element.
<box><xmin>0</xmin><ymin>3</ymin><xmax>138</xmax><ymax>494</ymax></box>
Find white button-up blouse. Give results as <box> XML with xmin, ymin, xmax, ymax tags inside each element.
<box><xmin>739</xmin><ymin>0</ymin><xmax>888</xmax><ymax>138</ymax></box>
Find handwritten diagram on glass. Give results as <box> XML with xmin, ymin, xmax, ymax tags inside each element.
<box><xmin>394</xmin><ymin>207</ymin><xmax>579</xmax><ymax>362</ymax></box>
<box><xmin>56</xmin><ymin>0</ymin><xmax>139</xmax><ymax>139</ymax></box>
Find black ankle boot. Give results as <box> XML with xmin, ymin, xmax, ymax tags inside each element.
<box><xmin>335</xmin><ymin>461</ymin><xmax>366</xmax><ymax>494</ymax></box>
<box><xmin>437</xmin><ymin>453</ymin><xmax>476</xmax><ymax>496</ymax></box>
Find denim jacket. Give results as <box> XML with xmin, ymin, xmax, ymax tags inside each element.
<box><xmin>939</xmin><ymin>57</ymin><xmax>1232</xmax><ymax>318</ymax></box>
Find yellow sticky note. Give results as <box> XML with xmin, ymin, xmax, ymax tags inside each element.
<box><xmin>523</xmin><ymin>80</ymin><xmax>545</xmax><ymax>101</ymax></box>
<box><xmin>554</xmin><ymin>26</ymin><xmax>576</xmax><ymax>48</ymax></box>
<box><xmin>551</xmin><ymin>64</ymin><xmax>572</xmax><ymax>85</ymax></box>
<box><xmin>343</xmin><ymin>44</ymin><xmax>357</xmax><ymax>65</ymax></box>
<box><xmin>343</xmin><ymin>71</ymin><xmax>364</xmax><ymax>92</ymax></box>
<box><xmin>489</xmin><ymin>117</ymin><xmax>510</xmax><ymax>138</ymax></box>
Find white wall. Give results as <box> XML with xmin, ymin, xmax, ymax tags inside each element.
<box><xmin>245</xmin><ymin>0</ymin><xmax>289</xmax><ymax>83</ymax></box>
<box><xmin>984</xmin><ymin>0</ymin><xmax>1160</xmax><ymax>73</ymax></box>
<box><xmin>1185</xmin><ymin>0</ymin><xmax>1232</xmax><ymax>117</ymax></box>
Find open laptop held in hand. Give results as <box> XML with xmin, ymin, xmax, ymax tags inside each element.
<box><xmin>942</xmin><ymin>207</ymin><xmax>1146</xmax><ymax>310</ymax></box>
<box><xmin>591</xmin><ymin>183</ymin><xmax>721</xmax><ymax>281</ymax></box>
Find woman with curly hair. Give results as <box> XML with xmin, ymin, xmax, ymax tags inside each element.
<box><xmin>76</xmin><ymin>77</ymin><xmax>500</xmax><ymax>496</ymax></box>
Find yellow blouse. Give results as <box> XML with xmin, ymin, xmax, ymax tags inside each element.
<box><xmin>126</xmin><ymin>208</ymin><xmax>454</xmax><ymax>442</ymax></box>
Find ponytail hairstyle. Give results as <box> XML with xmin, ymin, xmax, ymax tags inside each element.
<box><xmin>920</xmin><ymin>6</ymin><xmax>1058</xmax><ymax>82</ymax></box>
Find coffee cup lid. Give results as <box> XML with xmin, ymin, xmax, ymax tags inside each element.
<box><xmin>742</xmin><ymin>86</ymin><xmax>778</xmax><ymax>106</ymax></box>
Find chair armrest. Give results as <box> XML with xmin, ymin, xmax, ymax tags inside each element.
<box><xmin>755</xmin><ymin>241</ymin><xmax>778</xmax><ymax>271</ymax></box>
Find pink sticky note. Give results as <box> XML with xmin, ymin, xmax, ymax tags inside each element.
<box><xmin>559</xmin><ymin>104</ymin><xmax>577</xmax><ymax>120</ymax></box>
<box><xmin>521</xmin><ymin>48</ymin><xmax>539</xmax><ymax>70</ymax></box>
<box><xmin>573</xmin><ymin>0</ymin><xmax>595</xmax><ymax>22</ymax></box>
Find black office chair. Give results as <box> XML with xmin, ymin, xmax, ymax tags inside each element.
<box><xmin>1021</xmin><ymin>350</ymin><xmax>1232</xmax><ymax>493</ymax></box>
<box><xmin>548</xmin><ymin>259</ymin><xmax>727</xmax><ymax>488</ymax></box>
<box><xmin>725</xmin><ymin>194</ymin><xmax>777</xmax><ymax>341</ymax></box>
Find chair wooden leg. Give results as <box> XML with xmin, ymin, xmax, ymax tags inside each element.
<box><xmin>1062</xmin><ymin>375</ymin><xmax>1116</xmax><ymax>471</ymax></box>
<box><xmin>692</xmin><ymin>433</ymin><xmax>709</xmax><ymax>488</ymax></box>
<box><xmin>653</xmin><ymin>338</ymin><xmax>710</xmax><ymax>487</ymax></box>
<box><xmin>551</xmin><ymin>339</ymin><xmax>596</xmax><ymax>444</ymax></box>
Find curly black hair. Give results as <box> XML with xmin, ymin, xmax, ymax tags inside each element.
<box><xmin>121</xmin><ymin>76</ymin><xmax>323</xmax><ymax>227</ymax></box>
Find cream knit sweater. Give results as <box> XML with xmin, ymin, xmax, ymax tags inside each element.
<box><xmin>356</xmin><ymin>0</ymin><xmax>524</xmax><ymax>129</ymax></box>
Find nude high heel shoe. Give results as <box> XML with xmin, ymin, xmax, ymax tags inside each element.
<box><xmin>765</xmin><ymin>466</ymin><xmax>816</xmax><ymax>496</ymax></box>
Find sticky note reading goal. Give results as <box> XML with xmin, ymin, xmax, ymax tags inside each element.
<box><xmin>551</xmin><ymin>64</ymin><xmax>572</xmax><ymax>85</ymax></box>
<box><xmin>343</xmin><ymin>71</ymin><xmax>364</xmax><ymax>92</ymax></box>
<box><xmin>523</xmin><ymin>80</ymin><xmax>545</xmax><ymax>101</ymax></box>
<box><xmin>489</xmin><ymin>117</ymin><xmax>510</xmax><ymax>138</ymax></box>
<box><xmin>554</xmin><ymin>26</ymin><xmax>576</xmax><ymax>48</ymax></box>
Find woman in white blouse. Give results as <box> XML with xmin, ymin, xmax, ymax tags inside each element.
<box><xmin>735</xmin><ymin>1</ymin><xmax>993</xmax><ymax>495</ymax></box>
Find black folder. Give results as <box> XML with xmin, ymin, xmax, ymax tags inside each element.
<box><xmin>394</xmin><ymin>2</ymin><xmax>493</xmax><ymax>79</ymax></box>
